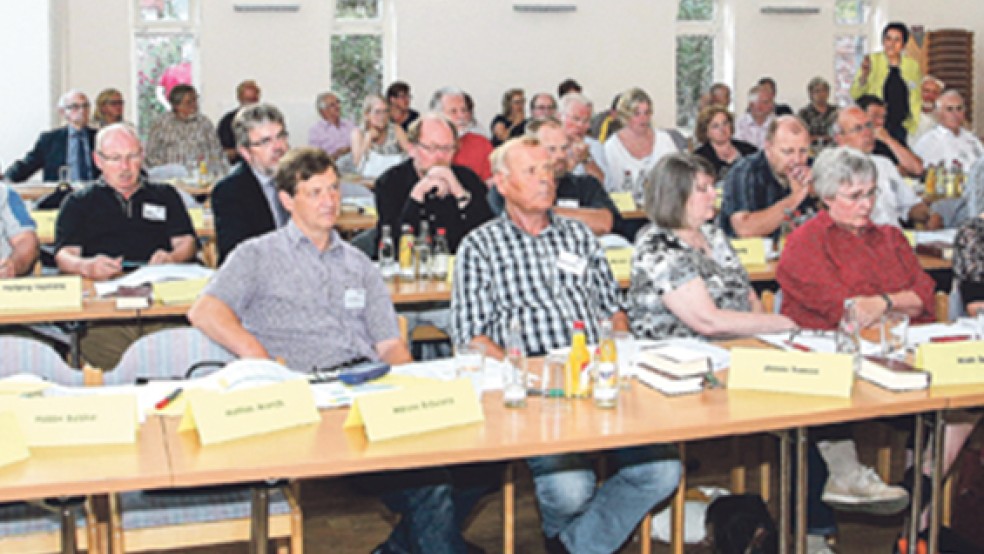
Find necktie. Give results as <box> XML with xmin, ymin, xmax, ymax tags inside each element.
<box><xmin>71</xmin><ymin>131</ymin><xmax>91</xmax><ymax>181</ymax></box>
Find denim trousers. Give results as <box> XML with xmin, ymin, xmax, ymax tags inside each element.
<box><xmin>527</xmin><ymin>444</ymin><xmax>681</xmax><ymax>554</ymax></box>
<box><xmin>354</xmin><ymin>463</ymin><xmax>500</xmax><ymax>554</ymax></box>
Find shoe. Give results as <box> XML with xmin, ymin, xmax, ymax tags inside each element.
<box><xmin>807</xmin><ymin>534</ymin><xmax>838</xmax><ymax>553</ymax></box>
<box><xmin>822</xmin><ymin>466</ymin><xmax>909</xmax><ymax>515</ymax></box>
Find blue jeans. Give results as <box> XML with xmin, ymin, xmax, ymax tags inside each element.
<box><xmin>354</xmin><ymin>463</ymin><xmax>499</xmax><ymax>554</ymax></box>
<box><xmin>527</xmin><ymin>444</ymin><xmax>681</xmax><ymax>554</ymax></box>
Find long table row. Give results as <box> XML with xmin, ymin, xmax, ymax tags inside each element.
<box><xmin>0</xmin><ymin>341</ymin><xmax>978</xmax><ymax>554</ymax></box>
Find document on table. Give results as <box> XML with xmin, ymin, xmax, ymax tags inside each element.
<box><xmin>94</xmin><ymin>264</ymin><xmax>214</xmax><ymax>297</ymax></box>
<box><xmin>757</xmin><ymin>331</ymin><xmax>880</xmax><ymax>355</ymax></box>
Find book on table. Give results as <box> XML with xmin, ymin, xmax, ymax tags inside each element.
<box><xmin>634</xmin><ymin>364</ymin><xmax>704</xmax><ymax>395</ymax></box>
<box><xmin>859</xmin><ymin>356</ymin><xmax>929</xmax><ymax>391</ymax></box>
<box><xmin>637</xmin><ymin>344</ymin><xmax>711</xmax><ymax>378</ymax></box>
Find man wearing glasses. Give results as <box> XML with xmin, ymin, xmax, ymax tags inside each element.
<box><xmin>720</xmin><ymin>116</ymin><xmax>818</xmax><ymax>239</ymax></box>
<box><xmin>373</xmin><ymin>113</ymin><xmax>493</xmax><ymax>256</ymax></box>
<box><xmin>914</xmin><ymin>89</ymin><xmax>984</xmax><ymax>171</ymax></box>
<box><xmin>5</xmin><ymin>90</ymin><xmax>100</xmax><ymax>183</ymax></box>
<box><xmin>53</xmin><ymin>123</ymin><xmax>197</xmax><ymax>369</ymax></box>
<box><xmin>211</xmin><ymin>103</ymin><xmax>291</xmax><ymax>264</ymax></box>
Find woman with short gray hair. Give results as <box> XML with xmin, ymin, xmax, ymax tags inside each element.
<box><xmin>627</xmin><ymin>152</ymin><xmax>797</xmax><ymax>339</ymax></box>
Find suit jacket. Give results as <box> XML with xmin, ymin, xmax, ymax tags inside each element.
<box><xmin>211</xmin><ymin>163</ymin><xmax>277</xmax><ymax>265</ymax></box>
<box><xmin>5</xmin><ymin>126</ymin><xmax>100</xmax><ymax>183</ymax></box>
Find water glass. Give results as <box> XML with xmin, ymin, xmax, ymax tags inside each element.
<box><xmin>880</xmin><ymin>311</ymin><xmax>909</xmax><ymax>359</ymax></box>
<box><xmin>454</xmin><ymin>344</ymin><xmax>485</xmax><ymax>397</ymax></box>
<box><xmin>836</xmin><ymin>300</ymin><xmax>861</xmax><ymax>372</ymax></box>
<box><xmin>612</xmin><ymin>331</ymin><xmax>637</xmax><ymax>389</ymax></box>
<box><xmin>541</xmin><ymin>353</ymin><xmax>567</xmax><ymax>400</ymax></box>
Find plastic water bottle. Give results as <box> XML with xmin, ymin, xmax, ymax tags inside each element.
<box><xmin>503</xmin><ymin>317</ymin><xmax>528</xmax><ymax>408</ymax></box>
<box><xmin>378</xmin><ymin>225</ymin><xmax>396</xmax><ymax>281</ymax></box>
<box><xmin>398</xmin><ymin>224</ymin><xmax>415</xmax><ymax>280</ymax></box>
<box><xmin>431</xmin><ymin>228</ymin><xmax>449</xmax><ymax>280</ymax></box>
<box><xmin>593</xmin><ymin>319</ymin><xmax>619</xmax><ymax>408</ymax></box>
<box><xmin>415</xmin><ymin>221</ymin><xmax>432</xmax><ymax>280</ymax></box>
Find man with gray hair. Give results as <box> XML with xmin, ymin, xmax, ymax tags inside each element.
<box><xmin>211</xmin><ymin>103</ymin><xmax>291</xmax><ymax>264</ymax></box>
<box><xmin>734</xmin><ymin>85</ymin><xmax>775</xmax><ymax>149</ymax></box>
<box><xmin>5</xmin><ymin>90</ymin><xmax>100</xmax><ymax>183</ymax></box>
<box><xmin>308</xmin><ymin>91</ymin><xmax>355</xmax><ymax>160</ymax></box>
<box><xmin>914</xmin><ymin>89</ymin><xmax>984</xmax><ymax>171</ymax></box>
<box><xmin>217</xmin><ymin>79</ymin><xmax>261</xmax><ymax>165</ymax></box>
<box><xmin>559</xmin><ymin>92</ymin><xmax>608</xmax><ymax>184</ymax></box>
<box><xmin>911</xmin><ymin>75</ymin><xmax>945</xmax><ymax>143</ymax></box>
<box><xmin>430</xmin><ymin>86</ymin><xmax>493</xmax><ymax>181</ymax></box>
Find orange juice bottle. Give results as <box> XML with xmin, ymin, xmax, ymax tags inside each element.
<box><xmin>566</xmin><ymin>321</ymin><xmax>591</xmax><ymax>398</ymax></box>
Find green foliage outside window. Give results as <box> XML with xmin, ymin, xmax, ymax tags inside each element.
<box><xmin>677</xmin><ymin>35</ymin><xmax>714</xmax><ymax>128</ymax></box>
<box><xmin>678</xmin><ymin>0</ymin><xmax>713</xmax><ymax>21</ymax></box>
<box><xmin>331</xmin><ymin>34</ymin><xmax>383</xmax><ymax>122</ymax></box>
<box><xmin>135</xmin><ymin>34</ymin><xmax>194</xmax><ymax>139</ymax></box>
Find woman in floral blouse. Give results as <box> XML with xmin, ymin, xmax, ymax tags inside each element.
<box><xmin>627</xmin><ymin>153</ymin><xmax>796</xmax><ymax>339</ymax></box>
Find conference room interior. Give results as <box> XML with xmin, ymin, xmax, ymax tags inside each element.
<box><xmin>4</xmin><ymin>1</ymin><xmax>984</xmax><ymax>553</ymax></box>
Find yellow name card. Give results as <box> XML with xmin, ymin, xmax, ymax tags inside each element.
<box><xmin>0</xmin><ymin>275</ymin><xmax>82</xmax><ymax>312</ymax></box>
<box><xmin>730</xmin><ymin>238</ymin><xmax>767</xmax><ymax>268</ymax></box>
<box><xmin>152</xmin><ymin>277</ymin><xmax>208</xmax><ymax>305</ymax></box>
<box><xmin>344</xmin><ymin>379</ymin><xmax>483</xmax><ymax>442</ymax></box>
<box><xmin>446</xmin><ymin>254</ymin><xmax>456</xmax><ymax>284</ymax></box>
<box><xmin>904</xmin><ymin>230</ymin><xmax>916</xmax><ymax>248</ymax></box>
<box><xmin>0</xmin><ymin>412</ymin><xmax>29</xmax><ymax>469</ymax></box>
<box><xmin>605</xmin><ymin>248</ymin><xmax>634</xmax><ymax>281</ymax></box>
<box><xmin>187</xmin><ymin>207</ymin><xmax>205</xmax><ymax>230</ymax></box>
<box><xmin>30</xmin><ymin>209</ymin><xmax>57</xmax><ymax>242</ymax></box>
<box><xmin>728</xmin><ymin>347</ymin><xmax>854</xmax><ymax>397</ymax></box>
<box><xmin>916</xmin><ymin>341</ymin><xmax>984</xmax><ymax>387</ymax></box>
<box><xmin>609</xmin><ymin>192</ymin><xmax>637</xmax><ymax>213</ymax></box>
<box><xmin>12</xmin><ymin>394</ymin><xmax>137</xmax><ymax>446</ymax></box>
<box><xmin>178</xmin><ymin>379</ymin><xmax>320</xmax><ymax>445</ymax></box>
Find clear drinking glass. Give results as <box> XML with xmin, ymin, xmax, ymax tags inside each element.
<box><xmin>541</xmin><ymin>353</ymin><xmax>567</xmax><ymax>400</ymax></box>
<box><xmin>612</xmin><ymin>330</ymin><xmax>637</xmax><ymax>389</ymax></box>
<box><xmin>454</xmin><ymin>344</ymin><xmax>485</xmax><ymax>398</ymax></box>
<box><xmin>836</xmin><ymin>299</ymin><xmax>861</xmax><ymax>372</ymax></box>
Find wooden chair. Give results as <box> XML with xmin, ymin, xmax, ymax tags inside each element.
<box><xmin>100</xmin><ymin>327</ymin><xmax>303</xmax><ymax>553</ymax></box>
<box><xmin>0</xmin><ymin>335</ymin><xmax>101</xmax><ymax>553</ymax></box>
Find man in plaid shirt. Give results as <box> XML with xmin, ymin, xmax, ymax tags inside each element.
<box><xmin>451</xmin><ymin>137</ymin><xmax>680</xmax><ymax>554</ymax></box>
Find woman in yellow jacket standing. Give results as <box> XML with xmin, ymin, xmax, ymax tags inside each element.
<box><xmin>851</xmin><ymin>22</ymin><xmax>922</xmax><ymax>144</ymax></box>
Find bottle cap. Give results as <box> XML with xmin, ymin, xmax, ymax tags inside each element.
<box><xmin>438</xmin><ymin>228</ymin><xmax>446</xmax><ymax>235</ymax></box>
<box><xmin>573</xmin><ymin>320</ymin><xmax>585</xmax><ymax>330</ymax></box>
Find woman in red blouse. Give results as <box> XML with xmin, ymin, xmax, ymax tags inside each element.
<box><xmin>777</xmin><ymin>146</ymin><xmax>935</xmax><ymax>329</ymax></box>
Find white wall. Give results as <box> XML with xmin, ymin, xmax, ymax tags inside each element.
<box><xmin>4</xmin><ymin>0</ymin><xmax>983</xmax><ymax>169</ymax></box>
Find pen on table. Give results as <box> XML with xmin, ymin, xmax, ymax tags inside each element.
<box><xmin>784</xmin><ymin>340</ymin><xmax>812</xmax><ymax>352</ymax></box>
<box><xmin>155</xmin><ymin>387</ymin><xmax>183</xmax><ymax>410</ymax></box>
<box><xmin>929</xmin><ymin>335</ymin><xmax>971</xmax><ymax>343</ymax></box>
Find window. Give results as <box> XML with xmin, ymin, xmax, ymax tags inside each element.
<box><xmin>833</xmin><ymin>0</ymin><xmax>871</xmax><ymax>107</ymax></box>
<box><xmin>676</xmin><ymin>0</ymin><xmax>717</xmax><ymax>129</ymax></box>
<box><xmin>332</xmin><ymin>0</ymin><xmax>385</xmax><ymax>120</ymax></box>
<box><xmin>133</xmin><ymin>0</ymin><xmax>199</xmax><ymax>138</ymax></box>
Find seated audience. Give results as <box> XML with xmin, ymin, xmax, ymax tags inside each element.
<box><xmin>627</xmin><ymin>153</ymin><xmax>796</xmax><ymax>339</ymax></box>
<box><xmin>698</xmin><ymin>82</ymin><xmax>732</xmax><ymax>111</ymax></box>
<box><xmin>798</xmin><ymin>77</ymin><xmax>838</xmax><ymax>146</ymax></box>
<box><xmin>375</xmin><ymin>114</ymin><xmax>492</xmax><ymax>254</ymax></box>
<box><xmin>190</xmin><ymin>147</ymin><xmax>493</xmax><ymax>554</ymax></box>
<box><xmin>692</xmin><ymin>105</ymin><xmax>757</xmax><ymax>182</ymax></box>
<box><xmin>308</xmin><ymin>91</ymin><xmax>355</xmax><ymax>160</ymax></box>
<box><xmin>451</xmin><ymin>136</ymin><xmax>681</xmax><ymax>554</ymax></box>
<box><xmin>5</xmin><ymin>89</ymin><xmax>99</xmax><ymax>183</ymax></box>
<box><xmin>216</xmin><ymin>79</ymin><xmax>261</xmax><ymax>165</ymax></box>
<box><xmin>528</xmin><ymin>92</ymin><xmax>557</xmax><ymax>122</ymax></box>
<box><xmin>831</xmin><ymin>106</ymin><xmax>928</xmax><ymax>227</ymax></box>
<box><xmin>461</xmin><ymin>92</ymin><xmax>489</xmax><ymax>138</ymax></box>
<box><xmin>777</xmin><ymin>147</ymin><xmax>940</xmax><ymax>547</ymax></box>
<box><xmin>385</xmin><ymin>81</ymin><xmax>419</xmax><ymax>131</ymax></box>
<box><xmin>349</xmin><ymin>94</ymin><xmax>411</xmax><ymax>176</ymax></box>
<box><xmin>911</xmin><ymin>75</ymin><xmax>945</xmax><ymax>143</ymax></box>
<box><xmin>559</xmin><ymin>92</ymin><xmax>608</xmax><ymax>184</ymax></box>
<box><xmin>603</xmin><ymin>87</ymin><xmax>679</xmax><ymax>196</ymax></box>
<box><xmin>430</xmin><ymin>86</ymin><xmax>493</xmax><ymax>181</ymax></box>
<box><xmin>488</xmin><ymin>117</ymin><xmax>621</xmax><ymax>235</ymax></box>
<box><xmin>850</xmin><ymin>22</ymin><xmax>921</xmax><ymax>143</ymax></box>
<box><xmin>857</xmin><ymin>95</ymin><xmax>924</xmax><ymax>177</ymax></box>
<box><xmin>557</xmin><ymin>78</ymin><xmax>581</xmax><ymax>97</ymax></box>
<box><xmin>145</xmin><ymin>84</ymin><xmax>225</xmax><ymax>173</ymax></box>
<box><xmin>734</xmin><ymin>85</ymin><xmax>775</xmax><ymax>149</ymax></box>
<box><xmin>719</xmin><ymin>116</ymin><xmax>817</xmax><ymax>238</ymax></box>
<box><xmin>0</xmin><ymin>183</ymin><xmax>39</xmax><ymax>277</ymax></box>
<box><xmin>913</xmin><ymin>90</ymin><xmax>984</xmax><ymax>171</ymax></box>
<box><xmin>212</xmin><ymin>103</ymin><xmax>291</xmax><ymax>265</ymax></box>
<box><xmin>757</xmin><ymin>77</ymin><xmax>793</xmax><ymax>116</ymax></box>
<box><xmin>491</xmin><ymin>88</ymin><xmax>527</xmax><ymax>147</ymax></box>
<box><xmin>92</xmin><ymin>88</ymin><xmax>126</xmax><ymax>129</ymax></box>
<box><xmin>55</xmin><ymin>123</ymin><xmax>198</xmax><ymax>368</ymax></box>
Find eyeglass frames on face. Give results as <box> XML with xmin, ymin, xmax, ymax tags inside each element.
<box><xmin>248</xmin><ymin>131</ymin><xmax>290</xmax><ymax>148</ymax></box>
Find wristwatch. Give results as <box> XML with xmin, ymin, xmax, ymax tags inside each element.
<box><xmin>881</xmin><ymin>293</ymin><xmax>893</xmax><ymax>312</ymax></box>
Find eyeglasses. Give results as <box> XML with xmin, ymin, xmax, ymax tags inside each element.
<box><xmin>943</xmin><ymin>105</ymin><xmax>965</xmax><ymax>113</ymax></box>
<box><xmin>247</xmin><ymin>130</ymin><xmax>289</xmax><ymax>148</ymax></box>
<box><xmin>534</xmin><ymin>105</ymin><xmax>555</xmax><ymax>111</ymax></box>
<box><xmin>105</xmin><ymin>100</ymin><xmax>124</xmax><ymax>107</ymax></box>
<box><xmin>837</xmin><ymin>186</ymin><xmax>879</xmax><ymax>203</ymax></box>
<box><xmin>98</xmin><ymin>151</ymin><xmax>143</xmax><ymax>164</ymax></box>
<box><xmin>417</xmin><ymin>143</ymin><xmax>455</xmax><ymax>154</ymax></box>
<box><xmin>843</xmin><ymin>121</ymin><xmax>874</xmax><ymax>135</ymax></box>
<box><xmin>64</xmin><ymin>102</ymin><xmax>90</xmax><ymax>111</ymax></box>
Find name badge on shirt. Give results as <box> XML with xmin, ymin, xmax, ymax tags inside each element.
<box><xmin>344</xmin><ymin>288</ymin><xmax>367</xmax><ymax>310</ymax></box>
<box><xmin>557</xmin><ymin>251</ymin><xmax>587</xmax><ymax>277</ymax></box>
<box><xmin>142</xmin><ymin>203</ymin><xmax>167</xmax><ymax>222</ymax></box>
<box><xmin>557</xmin><ymin>198</ymin><xmax>579</xmax><ymax>209</ymax></box>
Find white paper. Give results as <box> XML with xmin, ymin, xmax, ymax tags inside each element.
<box><xmin>94</xmin><ymin>263</ymin><xmax>214</xmax><ymax>297</ymax></box>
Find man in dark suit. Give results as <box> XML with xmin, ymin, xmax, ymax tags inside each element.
<box><xmin>211</xmin><ymin>103</ymin><xmax>290</xmax><ymax>264</ymax></box>
<box><xmin>5</xmin><ymin>90</ymin><xmax>100</xmax><ymax>183</ymax></box>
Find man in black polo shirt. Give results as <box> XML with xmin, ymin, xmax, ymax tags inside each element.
<box><xmin>488</xmin><ymin>117</ymin><xmax>621</xmax><ymax>235</ymax></box>
<box><xmin>54</xmin><ymin>123</ymin><xmax>198</xmax><ymax>369</ymax></box>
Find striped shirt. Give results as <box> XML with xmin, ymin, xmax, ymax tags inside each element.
<box><xmin>145</xmin><ymin>112</ymin><xmax>225</xmax><ymax>171</ymax></box>
<box><xmin>451</xmin><ymin>212</ymin><xmax>622</xmax><ymax>356</ymax></box>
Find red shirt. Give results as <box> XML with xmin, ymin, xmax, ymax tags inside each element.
<box><xmin>777</xmin><ymin>210</ymin><xmax>935</xmax><ymax>330</ymax></box>
<box><xmin>453</xmin><ymin>133</ymin><xmax>493</xmax><ymax>181</ymax></box>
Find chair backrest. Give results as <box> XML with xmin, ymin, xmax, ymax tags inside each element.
<box><xmin>0</xmin><ymin>335</ymin><xmax>84</xmax><ymax>386</ymax></box>
<box><xmin>105</xmin><ymin>327</ymin><xmax>235</xmax><ymax>384</ymax></box>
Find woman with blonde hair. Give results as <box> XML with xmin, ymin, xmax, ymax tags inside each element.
<box><xmin>93</xmin><ymin>88</ymin><xmax>125</xmax><ymax>128</ymax></box>
<box><xmin>490</xmin><ymin>88</ymin><xmax>526</xmax><ymax>147</ymax></box>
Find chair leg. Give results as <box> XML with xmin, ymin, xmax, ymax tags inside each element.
<box><xmin>669</xmin><ymin>442</ymin><xmax>686</xmax><ymax>554</ymax></box>
<box><xmin>109</xmin><ymin>493</ymin><xmax>123</xmax><ymax>554</ymax></box>
<box><xmin>503</xmin><ymin>462</ymin><xmax>515</xmax><ymax>554</ymax></box>
<box><xmin>759</xmin><ymin>435</ymin><xmax>772</xmax><ymax>502</ymax></box>
<box><xmin>730</xmin><ymin>436</ymin><xmax>747</xmax><ymax>494</ymax></box>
